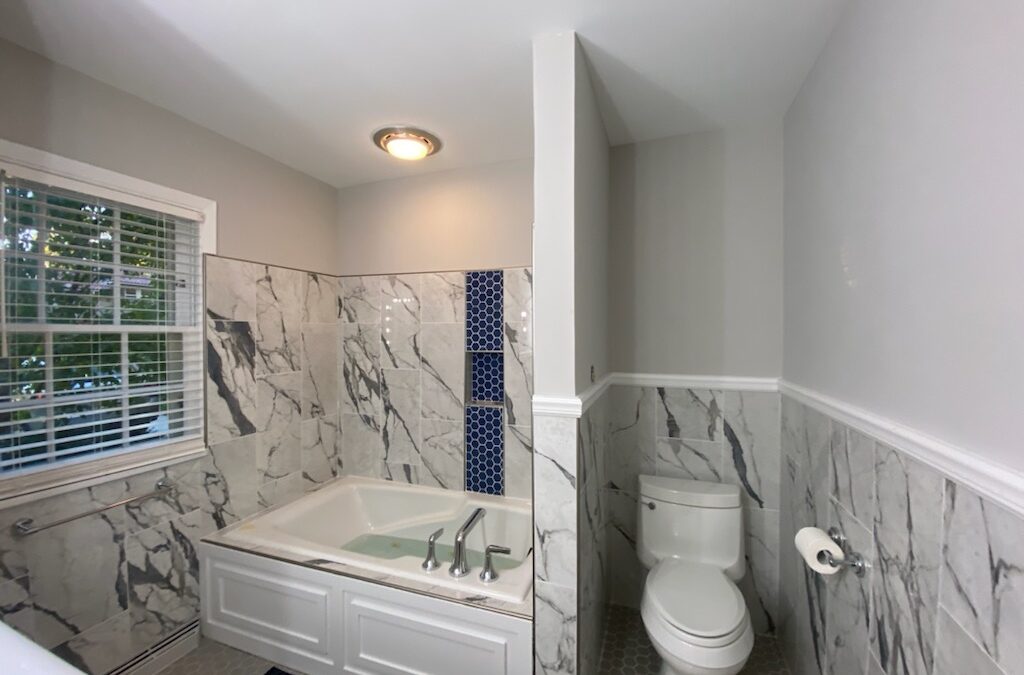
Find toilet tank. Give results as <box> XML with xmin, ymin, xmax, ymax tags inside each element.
<box><xmin>636</xmin><ymin>476</ymin><xmax>745</xmax><ymax>580</ymax></box>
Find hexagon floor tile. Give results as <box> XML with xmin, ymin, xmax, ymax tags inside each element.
<box><xmin>597</xmin><ymin>605</ymin><xmax>790</xmax><ymax>675</ymax></box>
<box><xmin>157</xmin><ymin>637</ymin><xmax>301</xmax><ymax>675</ymax></box>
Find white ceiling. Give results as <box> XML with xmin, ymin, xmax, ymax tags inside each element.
<box><xmin>0</xmin><ymin>0</ymin><xmax>846</xmax><ymax>188</ymax></box>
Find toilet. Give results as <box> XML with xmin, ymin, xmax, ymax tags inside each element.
<box><xmin>636</xmin><ymin>475</ymin><xmax>754</xmax><ymax>675</ymax></box>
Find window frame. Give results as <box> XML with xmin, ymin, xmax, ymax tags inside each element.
<box><xmin>0</xmin><ymin>139</ymin><xmax>216</xmax><ymax>505</ymax></box>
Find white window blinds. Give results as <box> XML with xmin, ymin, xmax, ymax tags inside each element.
<box><xmin>0</xmin><ymin>173</ymin><xmax>204</xmax><ymax>476</ymax></box>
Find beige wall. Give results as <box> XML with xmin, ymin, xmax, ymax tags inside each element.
<box><xmin>609</xmin><ymin>123</ymin><xmax>784</xmax><ymax>377</ymax></box>
<box><xmin>0</xmin><ymin>39</ymin><xmax>338</xmax><ymax>273</ymax></box>
<box><xmin>335</xmin><ymin>158</ymin><xmax>532</xmax><ymax>276</ymax></box>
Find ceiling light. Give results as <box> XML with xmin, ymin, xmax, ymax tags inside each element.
<box><xmin>373</xmin><ymin>126</ymin><xmax>441</xmax><ymax>161</ymax></box>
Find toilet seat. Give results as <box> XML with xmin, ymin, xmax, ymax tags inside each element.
<box><xmin>640</xmin><ymin>559</ymin><xmax>753</xmax><ymax>675</ymax></box>
<box><xmin>645</xmin><ymin>559</ymin><xmax>747</xmax><ymax>643</ymax></box>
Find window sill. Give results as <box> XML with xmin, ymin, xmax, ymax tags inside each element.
<box><xmin>0</xmin><ymin>442</ymin><xmax>209</xmax><ymax>508</ymax></box>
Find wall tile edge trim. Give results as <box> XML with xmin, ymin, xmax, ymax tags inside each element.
<box><xmin>780</xmin><ymin>379</ymin><xmax>1024</xmax><ymax>520</ymax></box>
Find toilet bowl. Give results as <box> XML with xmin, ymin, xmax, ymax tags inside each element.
<box><xmin>640</xmin><ymin>558</ymin><xmax>753</xmax><ymax>675</ymax></box>
<box><xmin>635</xmin><ymin>476</ymin><xmax>754</xmax><ymax>675</ymax></box>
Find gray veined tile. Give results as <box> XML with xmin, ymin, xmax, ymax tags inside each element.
<box><xmin>381</xmin><ymin>274</ymin><xmax>421</xmax><ymax>325</ymax></box>
<box><xmin>0</xmin><ymin>576</ymin><xmax>36</xmax><ymax>641</ymax></box>
<box><xmin>831</xmin><ymin>425</ymin><xmax>876</xmax><ymax>527</ymax></box>
<box><xmin>254</xmin><ymin>264</ymin><xmax>303</xmax><ymax>375</ymax></box>
<box><xmin>205</xmin><ymin>314</ymin><xmax>258</xmax><ymax>445</ymax></box>
<box><xmin>503</xmin><ymin>267</ymin><xmax>532</xmax><ymax>324</ymax></box>
<box><xmin>418</xmin><ymin>418</ymin><xmax>465</xmax><ymax>491</ymax></box>
<box><xmin>199</xmin><ymin>434</ymin><xmax>260</xmax><ymax>529</ymax></box>
<box><xmin>256</xmin><ymin>421</ymin><xmax>301</xmax><ymax>483</ymax></box>
<box><xmin>341</xmin><ymin>413</ymin><xmax>384</xmax><ymax>479</ymax></box>
<box><xmin>933</xmin><ymin>607</ymin><xmax>1005</xmax><ymax>675</ymax></box>
<box><xmin>341</xmin><ymin>323</ymin><xmax>382</xmax><ymax>417</ymax></box>
<box><xmin>204</xmin><ymin>255</ymin><xmax>258</xmax><ymax>321</ymax></box>
<box><xmin>722</xmin><ymin>391</ymin><xmax>780</xmax><ymax>510</ymax></box>
<box><xmin>421</xmin><ymin>272</ymin><xmax>466</xmax><ymax>323</ymax></box>
<box><xmin>25</xmin><ymin>508</ymin><xmax>128</xmax><ymax>649</ymax></box>
<box><xmin>301</xmin><ymin>322</ymin><xmax>339</xmax><ymax>420</ymax></box>
<box><xmin>654</xmin><ymin>437</ymin><xmax>723</xmax><ymax>482</ymax></box>
<box><xmin>303</xmin><ymin>272</ymin><xmax>340</xmax><ymax>323</ymax></box>
<box><xmin>740</xmin><ymin>508</ymin><xmax>780</xmax><ymax>635</ymax></box>
<box><xmin>339</xmin><ymin>276</ymin><xmax>381</xmax><ymax>324</ymax></box>
<box><xmin>255</xmin><ymin>370</ymin><xmax>302</xmax><ymax>433</ymax></box>
<box><xmin>381</xmin><ymin>323</ymin><xmax>420</xmax><ymax>370</ymax></box>
<box><xmin>505</xmin><ymin>425</ymin><xmax>532</xmax><ymax>498</ymax></box>
<box><xmin>533</xmin><ymin>416</ymin><xmax>578</xmax><ymax>586</ymax></box>
<box><xmin>419</xmin><ymin>323</ymin><xmax>464</xmax><ymax>421</ymax></box>
<box><xmin>606</xmin><ymin>385</ymin><xmax>656</xmax><ymax>495</ymax></box>
<box><xmin>656</xmin><ymin>387</ymin><xmax>722</xmax><ymax>442</ymax></box>
<box><xmin>52</xmin><ymin>610</ymin><xmax>143</xmax><ymax>675</ymax></box>
<box><xmin>871</xmin><ymin>444</ymin><xmax>943</xmax><ymax>675</ymax></box>
<box><xmin>941</xmin><ymin>480</ymin><xmax>1024</xmax><ymax>674</ymax></box>
<box><xmin>534</xmin><ymin>581</ymin><xmax>576</xmax><ymax>675</ymax></box>
<box><xmin>825</xmin><ymin>500</ymin><xmax>874</xmax><ymax>675</ymax></box>
<box><xmin>380</xmin><ymin>369</ymin><xmax>421</xmax><ymax>465</ymax></box>
<box><xmin>257</xmin><ymin>473</ymin><xmax>304</xmax><ymax>508</ymax></box>
<box><xmin>301</xmin><ymin>415</ymin><xmax>341</xmax><ymax>489</ymax></box>
<box><xmin>503</xmin><ymin>323</ymin><xmax>533</xmax><ymax>427</ymax></box>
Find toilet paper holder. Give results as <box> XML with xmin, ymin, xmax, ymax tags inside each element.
<box><xmin>820</xmin><ymin>527</ymin><xmax>867</xmax><ymax>577</ymax></box>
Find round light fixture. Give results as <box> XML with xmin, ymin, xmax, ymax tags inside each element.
<box><xmin>373</xmin><ymin>126</ymin><xmax>442</xmax><ymax>161</ymax></box>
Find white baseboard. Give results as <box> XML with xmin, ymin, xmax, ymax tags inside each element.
<box><xmin>780</xmin><ymin>380</ymin><xmax>1024</xmax><ymax>520</ymax></box>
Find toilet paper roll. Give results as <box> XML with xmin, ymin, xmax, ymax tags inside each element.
<box><xmin>794</xmin><ymin>527</ymin><xmax>845</xmax><ymax>575</ymax></box>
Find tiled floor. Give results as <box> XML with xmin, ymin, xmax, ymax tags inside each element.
<box><xmin>598</xmin><ymin>605</ymin><xmax>790</xmax><ymax>675</ymax></box>
<box><xmin>157</xmin><ymin>638</ymin><xmax>297</xmax><ymax>675</ymax></box>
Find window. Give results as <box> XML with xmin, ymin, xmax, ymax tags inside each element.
<box><xmin>0</xmin><ymin>161</ymin><xmax>209</xmax><ymax>482</ymax></box>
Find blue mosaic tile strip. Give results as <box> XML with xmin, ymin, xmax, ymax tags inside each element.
<box><xmin>465</xmin><ymin>406</ymin><xmax>504</xmax><ymax>495</ymax></box>
<box><xmin>470</xmin><ymin>352</ymin><xmax>504</xmax><ymax>403</ymax></box>
<box><xmin>466</xmin><ymin>270</ymin><xmax>503</xmax><ymax>351</ymax></box>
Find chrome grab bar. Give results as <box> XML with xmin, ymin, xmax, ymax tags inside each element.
<box><xmin>11</xmin><ymin>478</ymin><xmax>176</xmax><ymax>537</ymax></box>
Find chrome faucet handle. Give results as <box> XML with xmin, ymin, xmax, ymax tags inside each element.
<box><xmin>479</xmin><ymin>544</ymin><xmax>511</xmax><ymax>584</ymax></box>
<box><xmin>422</xmin><ymin>527</ymin><xmax>445</xmax><ymax>571</ymax></box>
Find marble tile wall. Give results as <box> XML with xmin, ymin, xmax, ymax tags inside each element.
<box><xmin>602</xmin><ymin>385</ymin><xmax>782</xmax><ymax>635</ymax></box>
<box><xmin>778</xmin><ymin>394</ymin><xmax>1024</xmax><ymax>675</ymax></box>
<box><xmin>338</xmin><ymin>268</ymin><xmax>533</xmax><ymax>497</ymax></box>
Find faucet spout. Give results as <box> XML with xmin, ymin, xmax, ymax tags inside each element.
<box><xmin>449</xmin><ymin>507</ymin><xmax>486</xmax><ymax>577</ymax></box>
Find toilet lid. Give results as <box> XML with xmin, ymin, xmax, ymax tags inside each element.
<box><xmin>646</xmin><ymin>559</ymin><xmax>747</xmax><ymax>638</ymax></box>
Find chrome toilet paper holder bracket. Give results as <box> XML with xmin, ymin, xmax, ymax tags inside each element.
<box><xmin>819</xmin><ymin>527</ymin><xmax>867</xmax><ymax>577</ymax></box>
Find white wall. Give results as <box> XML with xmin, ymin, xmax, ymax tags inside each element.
<box><xmin>573</xmin><ymin>42</ymin><xmax>611</xmax><ymax>392</ymax></box>
<box><xmin>334</xmin><ymin>158</ymin><xmax>532</xmax><ymax>276</ymax></box>
<box><xmin>0</xmin><ymin>38</ymin><xmax>338</xmax><ymax>273</ymax></box>
<box><xmin>784</xmin><ymin>0</ymin><xmax>1024</xmax><ymax>472</ymax></box>
<box><xmin>609</xmin><ymin>124</ymin><xmax>784</xmax><ymax>377</ymax></box>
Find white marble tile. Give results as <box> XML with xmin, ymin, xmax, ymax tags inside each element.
<box><xmin>256</xmin><ymin>421</ymin><xmax>301</xmax><ymax>484</ymax></box>
<box><xmin>418</xmin><ymin>418</ymin><xmax>465</xmax><ymax>490</ymax></box>
<box><xmin>419</xmin><ymin>323</ymin><xmax>464</xmax><ymax>421</ymax></box>
<box><xmin>339</xmin><ymin>276</ymin><xmax>380</xmax><ymax>324</ymax></box>
<box><xmin>381</xmin><ymin>274</ymin><xmax>421</xmax><ymax>325</ymax></box>
<box><xmin>341</xmin><ymin>323</ymin><xmax>382</xmax><ymax>417</ymax></box>
<box><xmin>941</xmin><ymin>480</ymin><xmax>1024</xmax><ymax>673</ymax></box>
<box><xmin>656</xmin><ymin>387</ymin><xmax>722</xmax><ymax>442</ymax></box>
<box><xmin>722</xmin><ymin>391</ymin><xmax>781</xmax><ymax>510</ymax></box>
<box><xmin>871</xmin><ymin>444</ymin><xmax>944</xmax><ymax>675</ymax></box>
<box><xmin>606</xmin><ymin>385</ymin><xmax>656</xmax><ymax>495</ymax></box>
<box><xmin>52</xmin><ymin>610</ymin><xmax>142</xmax><ymax>675</ymax></box>
<box><xmin>933</xmin><ymin>607</ymin><xmax>1004</xmax><ymax>675</ymax></box>
<box><xmin>825</xmin><ymin>500</ymin><xmax>873</xmax><ymax>675</ymax></box>
<box><xmin>0</xmin><ymin>576</ymin><xmax>36</xmax><ymax>641</ymax></box>
<box><xmin>504</xmin><ymin>425</ymin><xmax>532</xmax><ymax>499</ymax></box>
<box><xmin>742</xmin><ymin>508</ymin><xmax>781</xmax><ymax>636</ymax></box>
<box><xmin>503</xmin><ymin>268</ymin><xmax>532</xmax><ymax>325</ymax></box>
<box><xmin>534</xmin><ymin>581</ymin><xmax>577</xmax><ymax>675</ymax></box>
<box><xmin>533</xmin><ymin>415</ymin><xmax>578</xmax><ymax>587</ymax></box>
<box><xmin>381</xmin><ymin>323</ymin><xmax>419</xmax><ymax>370</ymax></box>
<box><xmin>421</xmin><ymin>272</ymin><xmax>466</xmax><ymax>323</ymax></box>
<box><xmin>256</xmin><ymin>472</ymin><xmax>304</xmax><ymax>509</ymax></box>
<box><xmin>341</xmin><ymin>413</ymin><xmax>384</xmax><ymax>479</ymax></box>
<box><xmin>380</xmin><ymin>369</ymin><xmax>421</xmax><ymax>465</ymax></box>
<box><xmin>654</xmin><ymin>437</ymin><xmax>723</xmax><ymax>482</ymax></box>
<box><xmin>303</xmin><ymin>272</ymin><xmax>340</xmax><ymax>323</ymax></box>
<box><xmin>200</xmin><ymin>434</ymin><xmax>260</xmax><ymax>528</ymax></box>
<box><xmin>204</xmin><ymin>256</ymin><xmax>258</xmax><ymax>321</ymax></box>
<box><xmin>503</xmin><ymin>322</ymin><xmax>533</xmax><ymax>428</ymax></box>
<box><xmin>255</xmin><ymin>370</ymin><xmax>301</xmax><ymax>432</ymax></box>
<box><xmin>831</xmin><ymin>425</ymin><xmax>876</xmax><ymax>527</ymax></box>
<box><xmin>300</xmin><ymin>322</ymin><xmax>339</xmax><ymax>419</ymax></box>
<box><xmin>254</xmin><ymin>264</ymin><xmax>303</xmax><ymax>374</ymax></box>
<box><xmin>301</xmin><ymin>415</ymin><xmax>341</xmax><ymax>488</ymax></box>
<box><xmin>205</xmin><ymin>315</ymin><xmax>258</xmax><ymax>445</ymax></box>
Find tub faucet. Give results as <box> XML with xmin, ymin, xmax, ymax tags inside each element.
<box><xmin>449</xmin><ymin>507</ymin><xmax>486</xmax><ymax>578</ymax></box>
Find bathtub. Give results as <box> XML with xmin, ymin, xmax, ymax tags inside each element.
<box><xmin>200</xmin><ymin>477</ymin><xmax>533</xmax><ymax>674</ymax></box>
<box><xmin>213</xmin><ymin>476</ymin><xmax>533</xmax><ymax>603</ymax></box>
